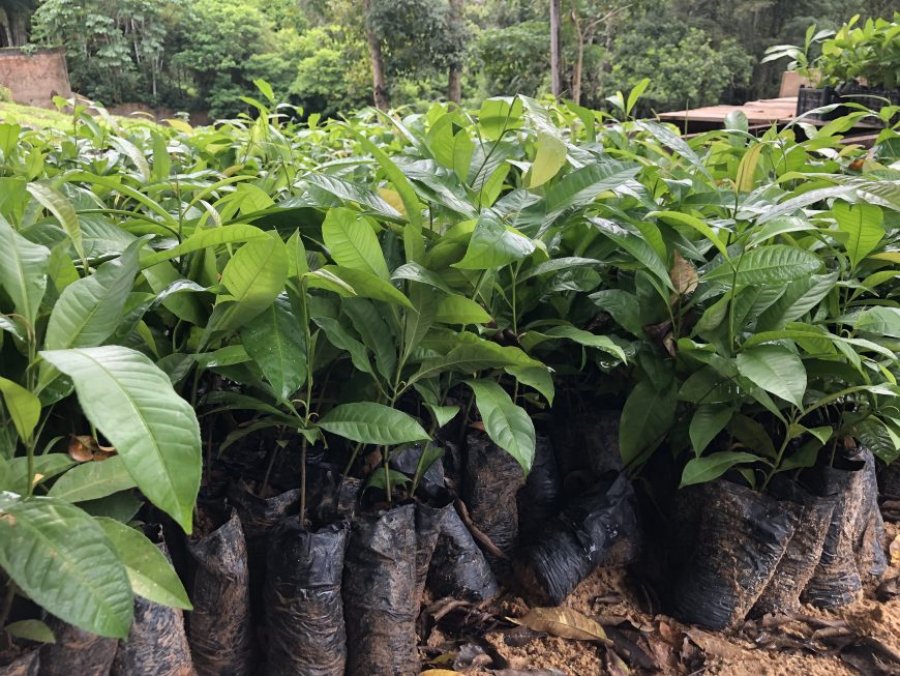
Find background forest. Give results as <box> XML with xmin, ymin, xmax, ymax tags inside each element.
<box><xmin>5</xmin><ymin>0</ymin><xmax>900</xmax><ymax>120</ymax></box>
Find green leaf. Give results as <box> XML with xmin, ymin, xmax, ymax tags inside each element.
<box><xmin>736</xmin><ymin>346</ymin><xmax>806</xmax><ymax>408</ymax></box>
<box><xmin>0</xmin><ymin>493</ymin><xmax>133</xmax><ymax>638</ymax></box>
<box><xmin>48</xmin><ymin>457</ymin><xmax>137</xmax><ymax>503</ymax></box>
<box><xmin>40</xmin><ymin>347</ymin><xmax>201</xmax><ymax>533</ymax></box>
<box><xmin>505</xmin><ymin>365</ymin><xmax>555</xmax><ymax>405</ymax></box>
<box><xmin>435</xmin><ymin>294</ymin><xmax>492</xmax><ymax>325</ymax></box>
<box><xmin>391</xmin><ymin>262</ymin><xmax>454</xmax><ymax>294</ymax></box>
<box><xmin>141</xmin><ymin>224</ymin><xmax>268</xmax><ymax>267</ymax></box>
<box><xmin>527</xmin><ymin>132</ymin><xmax>567</xmax><ymax>188</ymax></box>
<box><xmin>45</xmin><ymin>238</ymin><xmax>143</xmax><ymax>350</ymax></box>
<box><xmin>620</xmin><ymin>380</ymin><xmax>677</xmax><ymax>467</ymax></box>
<box><xmin>342</xmin><ymin>298</ymin><xmax>397</xmax><ymax>382</ymax></box>
<box><xmin>522</xmin><ymin>325</ymin><xmax>627</xmax><ymax>362</ymax></box>
<box><xmin>0</xmin><ymin>377</ymin><xmax>40</xmax><ymax>443</ymax></box>
<box><xmin>410</xmin><ymin>334</ymin><xmax>541</xmax><ymax>385</ymax></box>
<box><xmin>453</xmin><ymin>215</ymin><xmax>535</xmax><ymax>270</ymax></box>
<box><xmin>321</xmin><ymin>208</ymin><xmax>390</xmax><ymax>279</ymax></box>
<box><xmin>317</xmin><ymin>402</ymin><xmax>429</xmax><ymax>445</ymax></box>
<box><xmin>240</xmin><ymin>296</ymin><xmax>306</xmax><ymax>402</ymax></box>
<box><xmin>0</xmin><ymin>215</ymin><xmax>50</xmax><ymax>326</ymax></box>
<box><xmin>5</xmin><ymin>619</ymin><xmax>55</xmax><ymax>644</ymax></box>
<box><xmin>96</xmin><ymin>517</ymin><xmax>191</xmax><ymax>610</ymax></box>
<box><xmin>426</xmin><ymin>404</ymin><xmax>460</xmax><ymax>429</ymax></box>
<box><xmin>26</xmin><ymin>182</ymin><xmax>83</xmax><ymax>262</ymax></box>
<box><xmin>834</xmin><ymin>201</ymin><xmax>884</xmax><ymax>270</ymax></box>
<box><xmin>704</xmin><ymin>245</ymin><xmax>821</xmax><ymax>287</ymax></box>
<box><xmin>680</xmin><ymin>452</ymin><xmax>761</xmax><ymax>487</ymax></box>
<box><xmin>650</xmin><ymin>210</ymin><xmax>728</xmax><ymax>259</ymax></box>
<box><xmin>321</xmin><ymin>266</ymin><xmax>412</xmax><ymax>308</ymax></box>
<box><xmin>211</xmin><ymin>232</ymin><xmax>289</xmax><ymax>334</ymax></box>
<box><xmin>853</xmin><ymin>307</ymin><xmax>900</xmax><ymax>338</ymax></box>
<box><xmin>143</xmin><ymin>262</ymin><xmax>206</xmax><ymax>326</ymax></box>
<box><xmin>466</xmin><ymin>379</ymin><xmax>535</xmax><ymax>473</ymax></box>
<box><xmin>689</xmin><ymin>405</ymin><xmax>733</xmax><ymax>456</ymax></box>
<box><xmin>728</xmin><ymin>414</ymin><xmax>777</xmax><ymax>459</ymax></box>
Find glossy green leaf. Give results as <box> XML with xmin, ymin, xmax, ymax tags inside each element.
<box><xmin>141</xmin><ymin>224</ymin><xmax>268</xmax><ymax>267</ymax></box>
<box><xmin>40</xmin><ymin>347</ymin><xmax>201</xmax><ymax>533</ymax></box>
<box><xmin>5</xmin><ymin>619</ymin><xmax>55</xmax><ymax>644</ymax></box>
<box><xmin>321</xmin><ymin>208</ymin><xmax>390</xmax><ymax>279</ymax></box>
<box><xmin>704</xmin><ymin>245</ymin><xmax>821</xmax><ymax>287</ymax></box>
<box><xmin>0</xmin><ymin>215</ymin><xmax>50</xmax><ymax>326</ymax></box>
<box><xmin>736</xmin><ymin>345</ymin><xmax>806</xmax><ymax>408</ymax></box>
<box><xmin>466</xmin><ymin>379</ymin><xmax>535</xmax><ymax>473</ymax></box>
<box><xmin>527</xmin><ymin>132</ymin><xmax>567</xmax><ymax>188</ymax></box>
<box><xmin>454</xmin><ymin>215</ymin><xmax>535</xmax><ymax>270</ymax></box>
<box><xmin>689</xmin><ymin>405</ymin><xmax>733</xmax><ymax>456</ymax></box>
<box><xmin>48</xmin><ymin>457</ymin><xmax>137</xmax><ymax>503</ymax></box>
<box><xmin>834</xmin><ymin>201</ymin><xmax>884</xmax><ymax>270</ymax></box>
<box><xmin>317</xmin><ymin>402</ymin><xmax>429</xmax><ymax>445</ymax></box>
<box><xmin>620</xmin><ymin>380</ymin><xmax>677</xmax><ymax>467</ymax></box>
<box><xmin>0</xmin><ymin>377</ymin><xmax>40</xmax><ymax>443</ymax></box>
<box><xmin>0</xmin><ymin>493</ymin><xmax>133</xmax><ymax>638</ymax></box>
<box><xmin>26</xmin><ymin>182</ymin><xmax>83</xmax><ymax>261</ymax></box>
<box><xmin>96</xmin><ymin>517</ymin><xmax>191</xmax><ymax>610</ymax></box>
<box><xmin>240</xmin><ymin>295</ymin><xmax>306</xmax><ymax>402</ymax></box>
<box><xmin>680</xmin><ymin>451</ymin><xmax>761</xmax><ymax>487</ymax></box>
<box><xmin>435</xmin><ymin>294</ymin><xmax>492</xmax><ymax>324</ymax></box>
<box><xmin>321</xmin><ymin>265</ymin><xmax>412</xmax><ymax>308</ymax></box>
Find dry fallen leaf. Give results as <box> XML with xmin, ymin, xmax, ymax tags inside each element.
<box><xmin>513</xmin><ymin>607</ymin><xmax>607</xmax><ymax>642</ymax></box>
<box><xmin>685</xmin><ymin>628</ymin><xmax>745</xmax><ymax>660</ymax></box>
<box><xmin>669</xmin><ymin>251</ymin><xmax>699</xmax><ymax>297</ymax></box>
<box><xmin>67</xmin><ymin>435</ymin><xmax>116</xmax><ymax>462</ymax></box>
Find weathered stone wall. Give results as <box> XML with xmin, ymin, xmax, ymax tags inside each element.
<box><xmin>0</xmin><ymin>47</ymin><xmax>71</xmax><ymax>108</ymax></box>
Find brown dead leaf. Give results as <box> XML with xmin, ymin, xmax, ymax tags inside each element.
<box><xmin>685</xmin><ymin>628</ymin><xmax>745</xmax><ymax>660</ymax></box>
<box><xmin>604</xmin><ymin>648</ymin><xmax>631</xmax><ymax>676</ymax></box>
<box><xmin>67</xmin><ymin>435</ymin><xmax>116</xmax><ymax>462</ymax></box>
<box><xmin>513</xmin><ymin>607</ymin><xmax>607</xmax><ymax>642</ymax></box>
<box><xmin>670</xmin><ymin>251</ymin><xmax>698</xmax><ymax>296</ymax></box>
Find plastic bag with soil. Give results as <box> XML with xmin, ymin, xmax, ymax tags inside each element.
<box><xmin>186</xmin><ymin>508</ymin><xmax>255</xmax><ymax>676</ymax></box>
<box><xmin>550</xmin><ymin>409</ymin><xmax>623</xmax><ymax>479</ymax></box>
<box><xmin>390</xmin><ymin>443</ymin><xmax>447</xmax><ymax>501</ymax></box>
<box><xmin>804</xmin><ymin>448</ymin><xmax>887</xmax><ymax>608</ymax></box>
<box><xmin>305</xmin><ymin>466</ymin><xmax>361</xmax><ymax>524</ymax></box>
<box><xmin>518</xmin><ymin>435</ymin><xmax>563</xmax><ymax>532</ymax></box>
<box><xmin>0</xmin><ymin>649</ymin><xmax>39</xmax><ymax>676</ymax></box>
<box><xmin>750</xmin><ymin>476</ymin><xmax>836</xmax><ymax>617</ymax></box>
<box><xmin>463</xmin><ymin>433</ymin><xmax>525</xmax><ymax>576</ymax></box>
<box><xmin>670</xmin><ymin>479</ymin><xmax>799</xmax><ymax>630</ymax></box>
<box><xmin>415</xmin><ymin>501</ymin><xmax>447</xmax><ymax>605</ymax></box>
<box><xmin>265</xmin><ymin>519</ymin><xmax>348</xmax><ymax>676</ymax></box>
<box><xmin>515</xmin><ymin>474</ymin><xmax>640</xmax><ymax>606</ymax></box>
<box><xmin>38</xmin><ymin>616</ymin><xmax>117</xmax><ymax>676</ymax></box>
<box><xmin>342</xmin><ymin>503</ymin><xmax>419</xmax><ymax>676</ymax></box>
<box><xmin>427</xmin><ymin>502</ymin><xmax>499</xmax><ymax>603</ymax></box>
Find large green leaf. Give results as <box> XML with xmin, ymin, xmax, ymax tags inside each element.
<box><xmin>736</xmin><ymin>345</ymin><xmax>806</xmax><ymax>409</ymax></box>
<box><xmin>853</xmin><ymin>307</ymin><xmax>900</xmax><ymax>339</ymax></box>
<box><xmin>240</xmin><ymin>295</ymin><xmax>306</xmax><ymax>402</ymax></box>
<box><xmin>410</xmin><ymin>334</ymin><xmax>541</xmax><ymax>385</ymax></box>
<box><xmin>680</xmin><ymin>451</ymin><xmax>761</xmax><ymax>487</ymax></box>
<box><xmin>527</xmin><ymin>132</ymin><xmax>567</xmax><ymax>188</ymax></box>
<box><xmin>0</xmin><ymin>376</ymin><xmax>40</xmax><ymax>443</ymax></box>
<box><xmin>453</xmin><ymin>215</ymin><xmax>535</xmax><ymax>270</ymax></box>
<box><xmin>40</xmin><ymin>347</ymin><xmax>201</xmax><ymax>533</ymax></box>
<box><xmin>435</xmin><ymin>294</ymin><xmax>492</xmax><ymax>325</ymax></box>
<box><xmin>322</xmin><ymin>265</ymin><xmax>412</xmax><ymax>308</ymax></box>
<box><xmin>833</xmin><ymin>201</ymin><xmax>884</xmax><ymax>270</ymax></box>
<box><xmin>0</xmin><ymin>215</ymin><xmax>50</xmax><ymax>326</ymax></box>
<box><xmin>321</xmin><ymin>208</ymin><xmax>390</xmax><ymax>279</ymax></box>
<box><xmin>704</xmin><ymin>245</ymin><xmax>821</xmax><ymax>287</ymax></box>
<box><xmin>48</xmin><ymin>457</ymin><xmax>137</xmax><ymax>503</ymax></box>
<box><xmin>141</xmin><ymin>224</ymin><xmax>268</xmax><ymax>267</ymax></box>
<box><xmin>45</xmin><ymin>239</ymin><xmax>143</xmax><ymax>350</ymax></box>
<box><xmin>0</xmin><ymin>493</ymin><xmax>133</xmax><ymax>638</ymax></box>
<box><xmin>467</xmin><ymin>379</ymin><xmax>535</xmax><ymax>473</ymax></box>
<box><xmin>211</xmin><ymin>232</ymin><xmax>288</xmax><ymax>334</ymax></box>
<box><xmin>689</xmin><ymin>405</ymin><xmax>733</xmax><ymax>456</ymax></box>
<box><xmin>619</xmin><ymin>380</ymin><xmax>677</xmax><ymax>467</ymax></box>
<box><xmin>317</xmin><ymin>402</ymin><xmax>429</xmax><ymax>445</ymax></box>
<box><xmin>520</xmin><ymin>325</ymin><xmax>627</xmax><ymax>362</ymax></box>
<box><xmin>26</xmin><ymin>182</ymin><xmax>83</xmax><ymax>261</ymax></box>
<box><xmin>96</xmin><ymin>517</ymin><xmax>191</xmax><ymax>610</ymax></box>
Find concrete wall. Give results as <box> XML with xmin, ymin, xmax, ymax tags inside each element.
<box><xmin>0</xmin><ymin>47</ymin><xmax>71</xmax><ymax>108</ymax></box>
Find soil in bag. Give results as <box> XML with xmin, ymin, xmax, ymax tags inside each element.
<box><xmin>187</xmin><ymin>506</ymin><xmax>255</xmax><ymax>676</ymax></box>
<box><xmin>343</xmin><ymin>503</ymin><xmax>419</xmax><ymax>676</ymax></box>
<box><xmin>428</xmin><ymin>502</ymin><xmax>499</xmax><ymax>603</ymax></box>
<box><xmin>515</xmin><ymin>474</ymin><xmax>640</xmax><ymax>606</ymax></box>
<box><xmin>518</xmin><ymin>435</ymin><xmax>563</xmax><ymax>533</ymax></box>
<box><xmin>0</xmin><ymin>649</ymin><xmax>39</xmax><ymax>676</ymax></box>
<box><xmin>879</xmin><ymin>458</ymin><xmax>900</xmax><ymax>499</ymax></box>
<box><xmin>415</xmin><ymin>501</ymin><xmax>448</xmax><ymax>605</ymax></box>
<box><xmin>463</xmin><ymin>433</ymin><xmax>525</xmax><ymax>576</ymax></box>
<box><xmin>38</xmin><ymin>616</ymin><xmax>117</xmax><ymax>676</ymax></box>
<box><xmin>111</xmin><ymin>536</ymin><xmax>194</xmax><ymax>676</ymax></box>
<box><xmin>803</xmin><ymin>454</ymin><xmax>867</xmax><ymax>609</ymax></box>
<box><xmin>265</xmin><ymin>519</ymin><xmax>348</xmax><ymax>676</ymax></box>
<box><xmin>550</xmin><ymin>409</ymin><xmax>623</xmax><ymax>480</ymax></box>
<box><xmin>852</xmin><ymin>448</ymin><xmax>887</xmax><ymax>581</ymax></box>
<box><xmin>670</xmin><ymin>479</ymin><xmax>798</xmax><ymax>630</ymax></box>
<box><xmin>750</xmin><ymin>475</ymin><xmax>835</xmax><ymax>617</ymax></box>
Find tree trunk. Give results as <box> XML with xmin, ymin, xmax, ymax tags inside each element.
<box><xmin>363</xmin><ymin>0</ymin><xmax>390</xmax><ymax>111</ymax></box>
<box><xmin>550</xmin><ymin>0</ymin><xmax>563</xmax><ymax>97</ymax></box>
<box><xmin>570</xmin><ymin>3</ymin><xmax>583</xmax><ymax>105</ymax></box>
<box><xmin>447</xmin><ymin>0</ymin><xmax>464</xmax><ymax>104</ymax></box>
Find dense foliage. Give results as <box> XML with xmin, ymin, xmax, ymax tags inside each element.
<box><xmin>21</xmin><ymin>0</ymin><xmax>895</xmax><ymax>117</ymax></box>
<box><xmin>0</xmin><ymin>81</ymin><xmax>899</xmax><ymax>644</ymax></box>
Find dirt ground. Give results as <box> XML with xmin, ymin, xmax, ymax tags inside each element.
<box><xmin>421</xmin><ymin>520</ymin><xmax>900</xmax><ymax>675</ymax></box>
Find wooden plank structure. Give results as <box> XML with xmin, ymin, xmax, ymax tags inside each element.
<box><xmin>657</xmin><ymin>97</ymin><xmax>798</xmax><ymax>133</ymax></box>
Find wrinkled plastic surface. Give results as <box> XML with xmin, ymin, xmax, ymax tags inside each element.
<box><xmin>415</xmin><ymin>502</ymin><xmax>446</xmax><ymax>604</ymax></box>
<box><xmin>343</xmin><ymin>504</ymin><xmax>419</xmax><ymax>676</ymax></box>
<box><xmin>516</xmin><ymin>475</ymin><xmax>640</xmax><ymax>606</ymax></box>
<box><xmin>391</xmin><ymin>443</ymin><xmax>447</xmax><ymax>500</ymax></box>
<box><xmin>804</xmin><ymin>448</ymin><xmax>887</xmax><ymax>608</ymax></box>
<box><xmin>0</xmin><ymin>649</ymin><xmax>39</xmax><ymax>676</ymax></box>
<box><xmin>550</xmin><ymin>410</ymin><xmax>623</xmax><ymax>479</ymax></box>
<box><xmin>464</xmin><ymin>433</ymin><xmax>525</xmax><ymax>575</ymax></box>
<box><xmin>38</xmin><ymin>616</ymin><xmax>117</xmax><ymax>676</ymax></box>
<box><xmin>751</xmin><ymin>477</ymin><xmax>835</xmax><ymax>616</ymax></box>
<box><xmin>265</xmin><ymin>519</ymin><xmax>348</xmax><ymax>676</ymax></box>
<box><xmin>187</xmin><ymin>509</ymin><xmax>255</xmax><ymax>676</ymax></box>
<box><xmin>518</xmin><ymin>435</ymin><xmax>563</xmax><ymax>531</ymax></box>
<box><xmin>671</xmin><ymin>480</ymin><xmax>798</xmax><ymax>630</ymax></box>
<box><xmin>428</xmin><ymin>503</ymin><xmax>499</xmax><ymax>602</ymax></box>
<box><xmin>306</xmin><ymin>466</ymin><xmax>361</xmax><ymax>525</ymax></box>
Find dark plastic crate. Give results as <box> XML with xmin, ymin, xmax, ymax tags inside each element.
<box><xmin>795</xmin><ymin>86</ymin><xmax>840</xmax><ymax>120</ymax></box>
